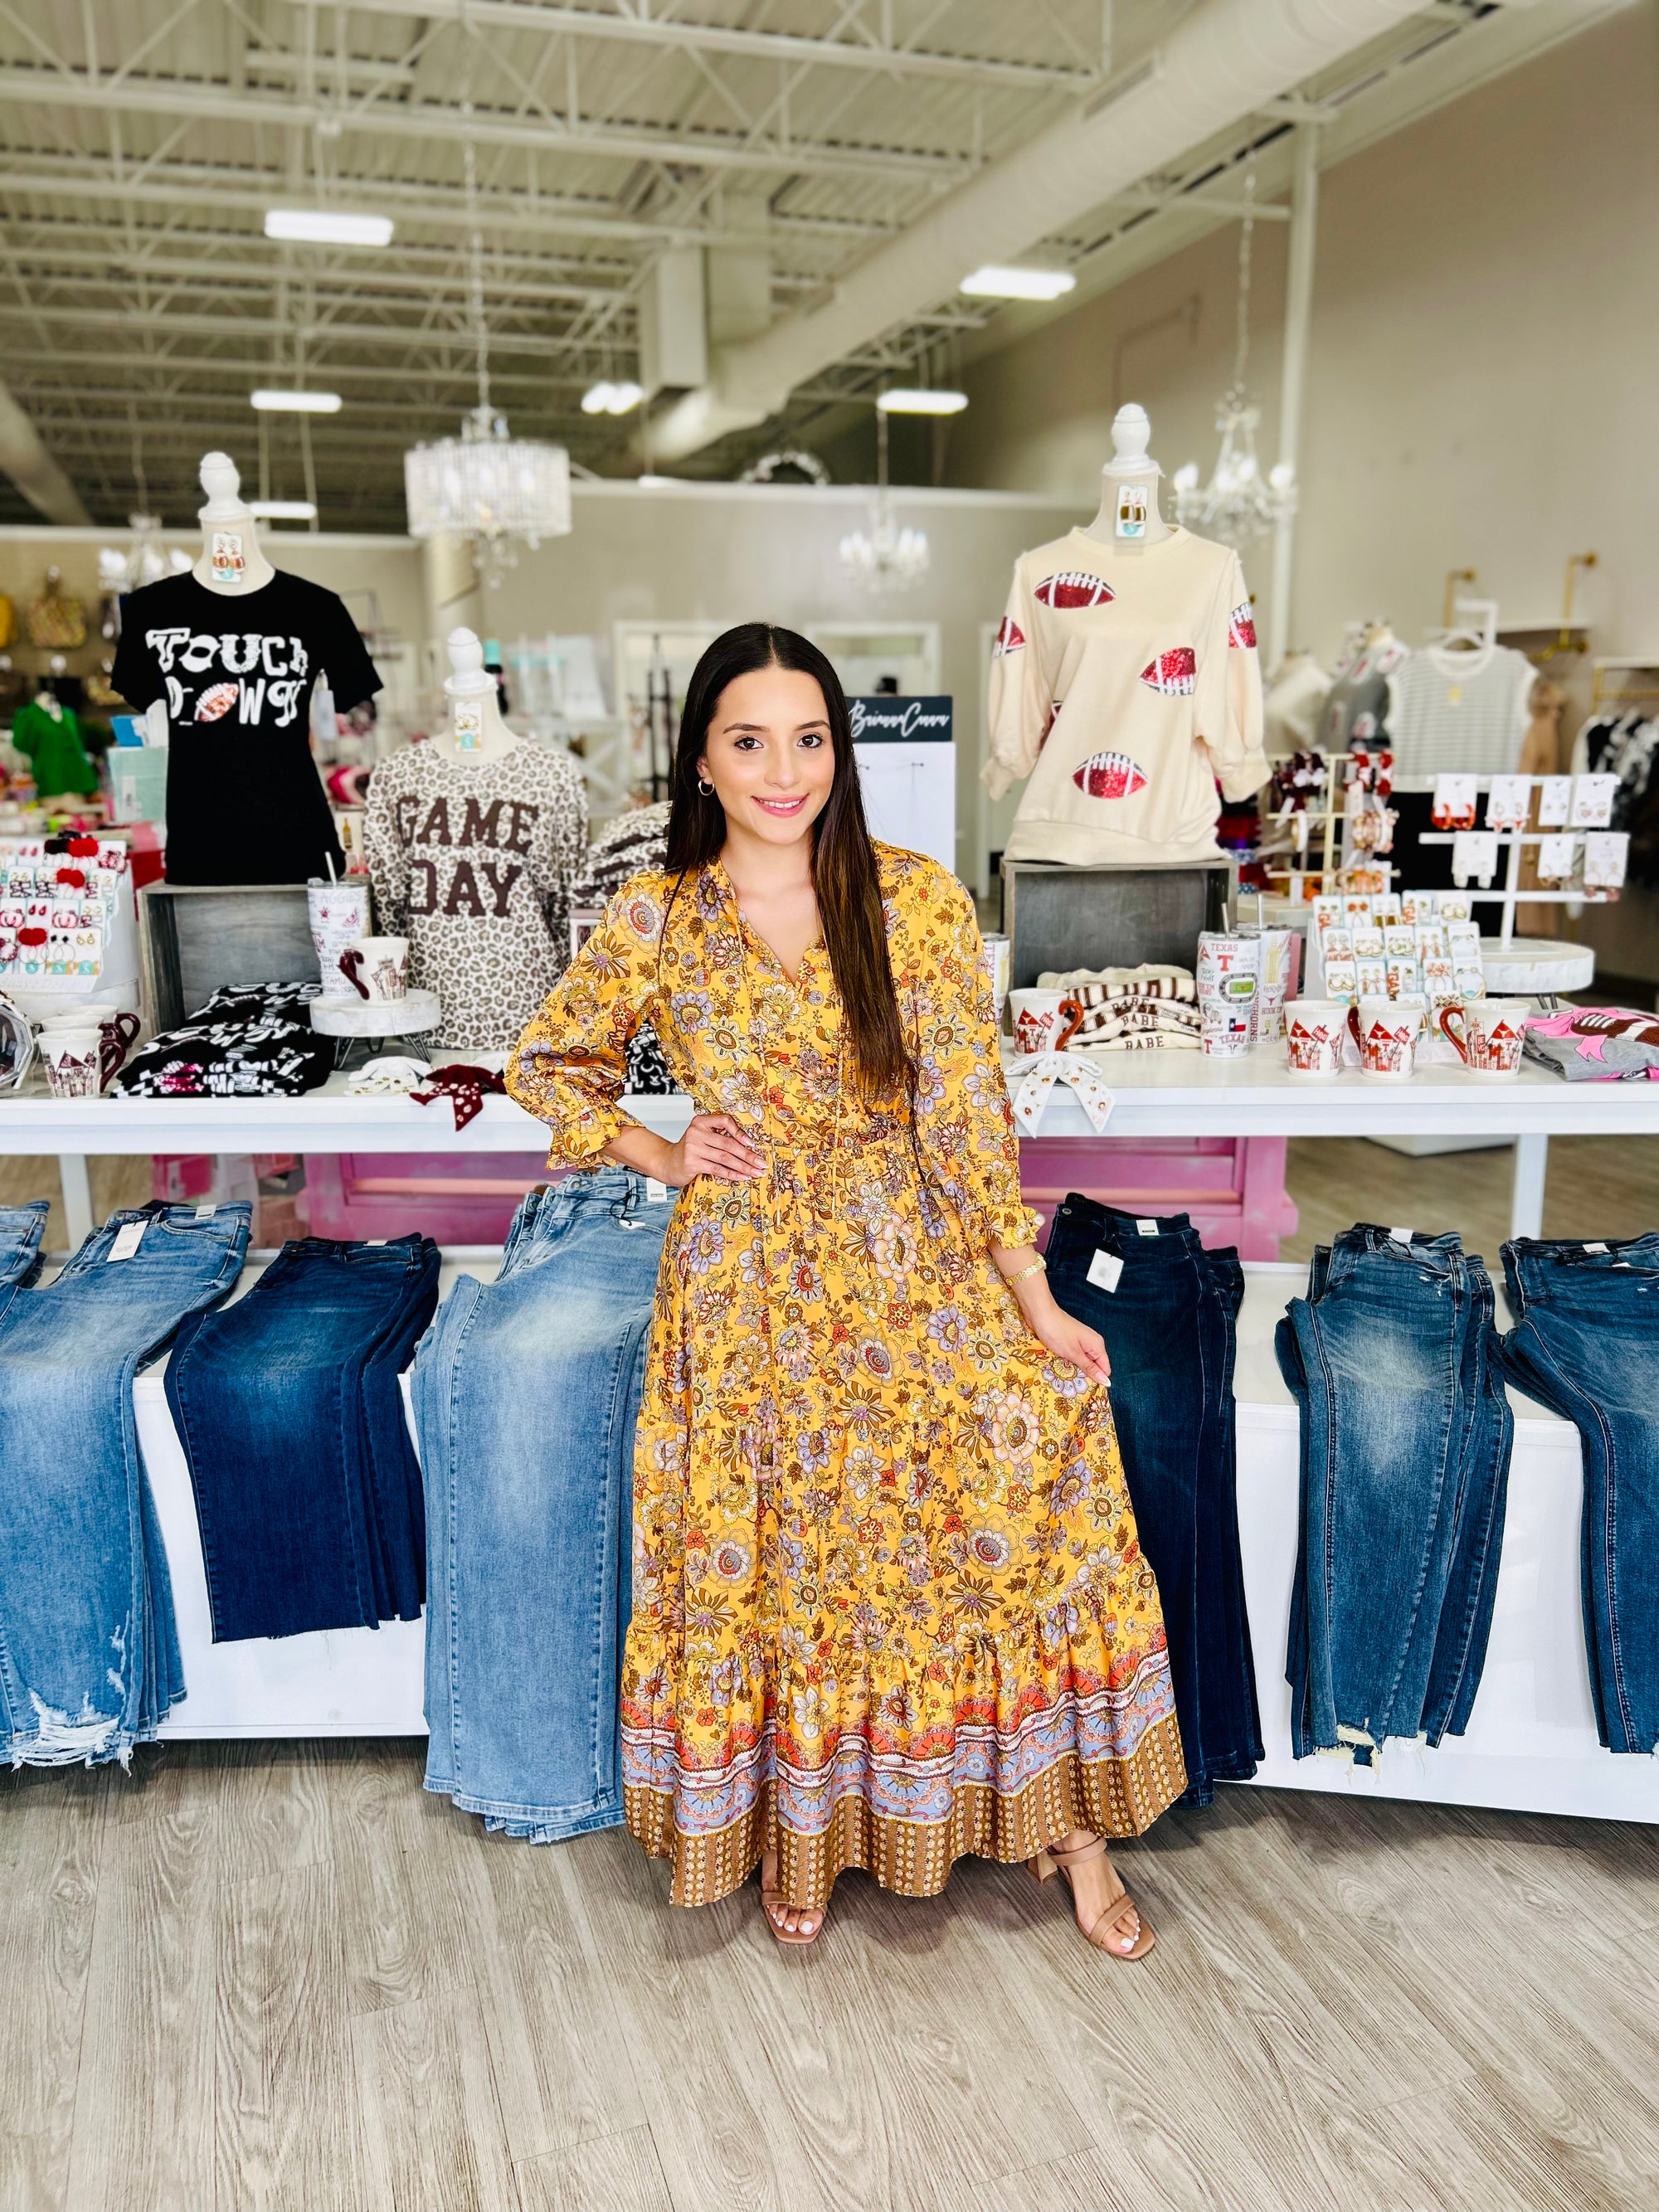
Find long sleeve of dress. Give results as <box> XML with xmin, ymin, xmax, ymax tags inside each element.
<box><xmin>363</xmin><ymin>762</ymin><xmax>410</xmax><ymax>936</ymax></box>
<box><xmin>905</xmin><ymin>866</ymin><xmax>1041</xmax><ymax>1251</ymax></box>
<box><xmin>505</xmin><ymin>875</ymin><xmax>661</xmax><ymax>1168</ymax></box>
<box><xmin>1199</xmin><ymin>552</ymin><xmax>1270</xmax><ymax>803</ymax></box>
<box><xmin>983</xmin><ymin>562</ymin><xmax>1047</xmax><ymax>801</ymax></box>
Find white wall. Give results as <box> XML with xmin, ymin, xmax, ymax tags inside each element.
<box><xmin>479</xmin><ymin>478</ymin><xmax>1079</xmax><ymax>883</ymax></box>
<box><xmin>948</xmin><ymin>5</ymin><xmax>1659</xmax><ymax>671</ymax></box>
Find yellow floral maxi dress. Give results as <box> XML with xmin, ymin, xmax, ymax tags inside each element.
<box><xmin>507</xmin><ymin>844</ymin><xmax>1185</xmax><ymax>1908</ymax></box>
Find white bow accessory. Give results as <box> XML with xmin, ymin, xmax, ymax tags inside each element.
<box><xmin>347</xmin><ymin>1054</ymin><xmax>432</xmax><ymax>1096</ymax></box>
<box><xmin>1007</xmin><ymin>1049</ymin><xmax>1117</xmax><ymax>1134</ymax></box>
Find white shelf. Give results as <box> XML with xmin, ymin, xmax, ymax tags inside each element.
<box><xmin>10</xmin><ymin>1045</ymin><xmax>1659</xmax><ymax>1153</ymax></box>
<box><xmin>139</xmin><ymin>1255</ymin><xmax>1659</xmax><ymax>1824</ymax></box>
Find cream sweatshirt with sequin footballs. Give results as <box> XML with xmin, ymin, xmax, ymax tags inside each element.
<box><xmin>985</xmin><ymin>526</ymin><xmax>1269</xmax><ymax>865</ymax></box>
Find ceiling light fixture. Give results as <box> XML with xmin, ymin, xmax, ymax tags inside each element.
<box><xmin>265</xmin><ymin>209</ymin><xmax>395</xmax><ymax>247</ymax></box>
<box><xmin>403</xmin><ymin>85</ymin><xmax>571</xmax><ymax>584</ymax></box>
<box><xmin>251</xmin><ymin>389</ymin><xmax>342</xmax><ymax>414</ymax></box>
<box><xmin>1173</xmin><ymin>168</ymin><xmax>1296</xmax><ymax>550</ymax></box>
<box><xmin>249</xmin><ymin>499</ymin><xmax>318</xmax><ymax>521</ymax></box>
<box><xmin>581</xmin><ymin>380</ymin><xmax>645</xmax><ymax>416</ymax></box>
<box><xmin>840</xmin><ymin>403</ymin><xmax>928</xmax><ymax>595</ymax></box>
<box><xmin>875</xmin><ymin>387</ymin><xmax>968</xmax><ymax>416</ymax></box>
<box><xmin>959</xmin><ymin>265</ymin><xmax>1077</xmax><ymax>301</ymax></box>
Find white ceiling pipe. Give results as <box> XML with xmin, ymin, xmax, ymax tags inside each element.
<box><xmin>0</xmin><ymin>382</ymin><xmax>90</xmax><ymax>524</ymax></box>
<box><xmin>649</xmin><ymin>0</ymin><xmax>1428</xmax><ymax>461</ymax></box>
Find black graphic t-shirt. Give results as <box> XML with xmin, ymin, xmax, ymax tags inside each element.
<box><xmin>112</xmin><ymin>569</ymin><xmax>381</xmax><ymax>885</ymax></box>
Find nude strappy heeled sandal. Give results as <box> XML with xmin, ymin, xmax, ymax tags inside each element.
<box><xmin>1029</xmin><ymin>1835</ymin><xmax>1155</xmax><ymax>1960</ymax></box>
<box><xmin>760</xmin><ymin>1868</ymin><xmax>827</xmax><ymax>1947</ymax></box>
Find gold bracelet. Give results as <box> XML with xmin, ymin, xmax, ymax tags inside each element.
<box><xmin>1003</xmin><ymin>1257</ymin><xmax>1047</xmax><ymax>1286</ymax></box>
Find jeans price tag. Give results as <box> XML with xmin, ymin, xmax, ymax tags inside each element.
<box><xmin>645</xmin><ymin>1177</ymin><xmax>669</xmax><ymax>1203</ymax></box>
<box><xmin>106</xmin><ymin>1220</ymin><xmax>145</xmax><ymax>1262</ymax></box>
<box><xmin>1135</xmin><ymin>1218</ymin><xmax>1159</xmax><ymax>1237</ymax></box>
<box><xmin>1389</xmin><ymin>1225</ymin><xmax>1413</xmax><ymax>1246</ymax></box>
<box><xmin>1087</xmin><ymin>1248</ymin><xmax>1124</xmax><ymax>1293</ymax></box>
<box><xmin>194</xmin><ymin>1203</ymin><xmax>216</xmax><ymax>1219</ymax></box>
<box><xmin>1586</xmin><ymin>1242</ymin><xmax>1608</xmax><ymax>1254</ymax></box>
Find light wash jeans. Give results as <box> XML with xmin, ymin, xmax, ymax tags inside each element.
<box><xmin>411</xmin><ymin>1169</ymin><xmax>672</xmax><ymax>1840</ymax></box>
<box><xmin>0</xmin><ymin>1203</ymin><xmax>251</xmax><ymax>1767</ymax></box>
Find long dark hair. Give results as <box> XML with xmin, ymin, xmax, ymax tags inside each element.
<box><xmin>664</xmin><ymin>622</ymin><xmax>908</xmax><ymax>1101</ymax></box>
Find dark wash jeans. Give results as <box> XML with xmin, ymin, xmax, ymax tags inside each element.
<box><xmin>1276</xmin><ymin>1227</ymin><xmax>1512</xmax><ymax>1762</ymax></box>
<box><xmin>166</xmin><ymin>1233</ymin><xmax>440</xmax><ymax>1641</ymax></box>
<box><xmin>412</xmin><ymin>1169</ymin><xmax>672</xmax><ymax>1841</ymax></box>
<box><xmin>1045</xmin><ymin>1197</ymin><xmax>1262</xmax><ymax>1804</ymax></box>
<box><xmin>1499</xmin><ymin>1234</ymin><xmax>1659</xmax><ymax>1753</ymax></box>
<box><xmin>0</xmin><ymin>1202</ymin><xmax>251</xmax><ymax>1765</ymax></box>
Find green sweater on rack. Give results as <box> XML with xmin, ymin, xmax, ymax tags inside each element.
<box><xmin>10</xmin><ymin>698</ymin><xmax>100</xmax><ymax>800</ymax></box>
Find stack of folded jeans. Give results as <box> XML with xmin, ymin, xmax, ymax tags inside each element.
<box><xmin>412</xmin><ymin>1169</ymin><xmax>672</xmax><ymax>1840</ymax></box>
<box><xmin>0</xmin><ymin>1201</ymin><xmax>251</xmax><ymax>1766</ymax></box>
<box><xmin>1276</xmin><ymin>1226</ymin><xmax>1513</xmax><ymax>1762</ymax></box>
<box><xmin>166</xmin><ymin>1233</ymin><xmax>440</xmax><ymax>1640</ymax></box>
<box><xmin>1498</xmin><ymin>1235</ymin><xmax>1659</xmax><ymax>1754</ymax></box>
<box><xmin>1045</xmin><ymin>1197</ymin><xmax>1261</xmax><ymax>1803</ymax></box>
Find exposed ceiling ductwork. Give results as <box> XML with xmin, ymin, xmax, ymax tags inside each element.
<box><xmin>0</xmin><ymin>382</ymin><xmax>90</xmax><ymax>524</ymax></box>
<box><xmin>647</xmin><ymin>0</ymin><xmax>1432</xmax><ymax>464</ymax></box>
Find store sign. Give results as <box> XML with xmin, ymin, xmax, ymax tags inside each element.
<box><xmin>847</xmin><ymin>695</ymin><xmax>952</xmax><ymax>745</ymax></box>
<box><xmin>850</xmin><ymin>697</ymin><xmax>956</xmax><ymax>872</ymax></box>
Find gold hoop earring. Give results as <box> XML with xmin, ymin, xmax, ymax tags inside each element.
<box><xmin>697</xmin><ymin>777</ymin><xmax>715</xmax><ymax>797</ymax></box>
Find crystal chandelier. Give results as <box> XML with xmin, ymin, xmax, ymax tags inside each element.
<box><xmin>839</xmin><ymin>404</ymin><xmax>928</xmax><ymax>592</ymax></box>
<box><xmin>1173</xmin><ymin>168</ymin><xmax>1297</xmax><ymax>549</ymax></box>
<box><xmin>404</xmin><ymin>104</ymin><xmax>571</xmax><ymax>585</ymax></box>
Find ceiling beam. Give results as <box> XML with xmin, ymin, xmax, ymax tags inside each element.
<box><xmin>0</xmin><ymin>64</ymin><xmax>972</xmax><ymax>183</ymax></box>
<box><xmin>0</xmin><ymin>341</ymin><xmax>601</xmax><ymax>394</ymax></box>
<box><xmin>0</xmin><ymin>299</ymin><xmax>615</xmax><ymax>359</ymax></box>
<box><xmin>280</xmin><ymin>0</ymin><xmax>1097</xmax><ymax>90</ymax></box>
<box><xmin>0</xmin><ymin>158</ymin><xmax>891</xmax><ymax>246</ymax></box>
<box><xmin>5</xmin><ymin>244</ymin><xmax>633</xmax><ymax>309</ymax></box>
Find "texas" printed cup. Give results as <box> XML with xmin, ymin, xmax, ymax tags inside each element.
<box><xmin>1440</xmin><ymin>998</ymin><xmax>1530</xmax><ymax>1079</ymax></box>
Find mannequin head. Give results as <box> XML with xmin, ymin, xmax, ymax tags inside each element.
<box><xmin>192</xmin><ymin>451</ymin><xmax>274</xmax><ymax>593</ymax></box>
<box><xmin>438</xmin><ymin>626</ymin><xmax>514</xmax><ymax>756</ymax></box>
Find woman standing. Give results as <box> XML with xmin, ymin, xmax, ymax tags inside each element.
<box><xmin>508</xmin><ymin>625</ymin><xmax>1185</xmax><ymax>1953</ymax></box>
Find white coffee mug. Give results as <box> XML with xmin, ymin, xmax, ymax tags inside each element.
<box><xmin>41</xmin><ymin>1025</ymin><xmax>101</xmax><ymax>1098</ymax></box>
<box><xmin>339</xmin><ymin>936</ymin><xmax>410</xmax><ymax>1005</ymax></box>
<box><xmin>1284</xmin><ymin>999</ymin><xmax>1346</xmax><ymax>1081</ymax></box>
<box><xmin>1008</xmin><ymin>988</ymin><xmax>1082</xmax><ymax>1058</ymax></box>
<box><xmin>1440</xmin><ymin>998</ymin><xmax>1530</xmax><ymax>1079</ymax></box>
<box><xmin>1350</xmin><ymin>994</ymin><xmax>1428</xmax><ymax>1082</ymax></box>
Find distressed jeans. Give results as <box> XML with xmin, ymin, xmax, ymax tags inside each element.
<box><xmin>1044</xmin><ymin>1198</ymin><xmax>1262</xmax><ymax>1804</ymax></box>
<box><xmin>1499</xmin><ymin>1235</ymin><xmax>1659</xmax><ymax>1753</ymax></box>
<box><xmin>166</xmin><ymin>1234</ymin><xmax>440</xmax><ymax>1640</ymax></box>
<box><xmin>412</xmin><ymin>1169</ymin><xmax>672</xmax><ymax>1840</ymax></box>
<box><xmin>0</xmin><ymin>1203</ymin><xmax>251</xmax><ymax>1766</ymax></box>
<box><xmin>1277</xmin><ymin>1227</ymin><xmax>1512</xmax><ymax>1762</ymax></box>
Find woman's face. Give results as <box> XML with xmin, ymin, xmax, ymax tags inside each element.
<box><xmin>697</xmin><ymin>664</ymin><xmax>836</xmax><ymax>848</ymax></box>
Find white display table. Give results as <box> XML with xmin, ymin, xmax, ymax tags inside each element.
<box><xmin>128</xmin><ymin>1257</ymin><xmax>1658</xmax><ymax>1826</ymax></box>
<box><xmin>20</xmin><ymin>1046</ymin><xmax>1659</xmax><ymax>1246</ymax></box>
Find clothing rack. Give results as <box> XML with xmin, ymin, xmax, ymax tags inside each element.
<box><xmin>1589</xmin><ymin>655</ymin><xmax>1659</xmax><ymax>713</ymax></box>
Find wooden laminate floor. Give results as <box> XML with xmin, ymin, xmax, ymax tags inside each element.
<box><xmin>3</xmin><ymin>1744</ymin><xmax>1658</xmax><ymax>2212</ymax></box>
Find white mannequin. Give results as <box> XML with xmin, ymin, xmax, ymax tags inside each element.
<box><xmin>1081</xmin><ymin>403</ymin><xmax>1173</xmax><ymax>549</ymax></box>
<box><xmin>432</xmin><ymin>627</ymin><xmax>518</xmax><ymax>763</ymax></box>
<box><xmin>192</xmin><ymin>452</ymin><xmax>275</xmax><ymax>596</ymax></box>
